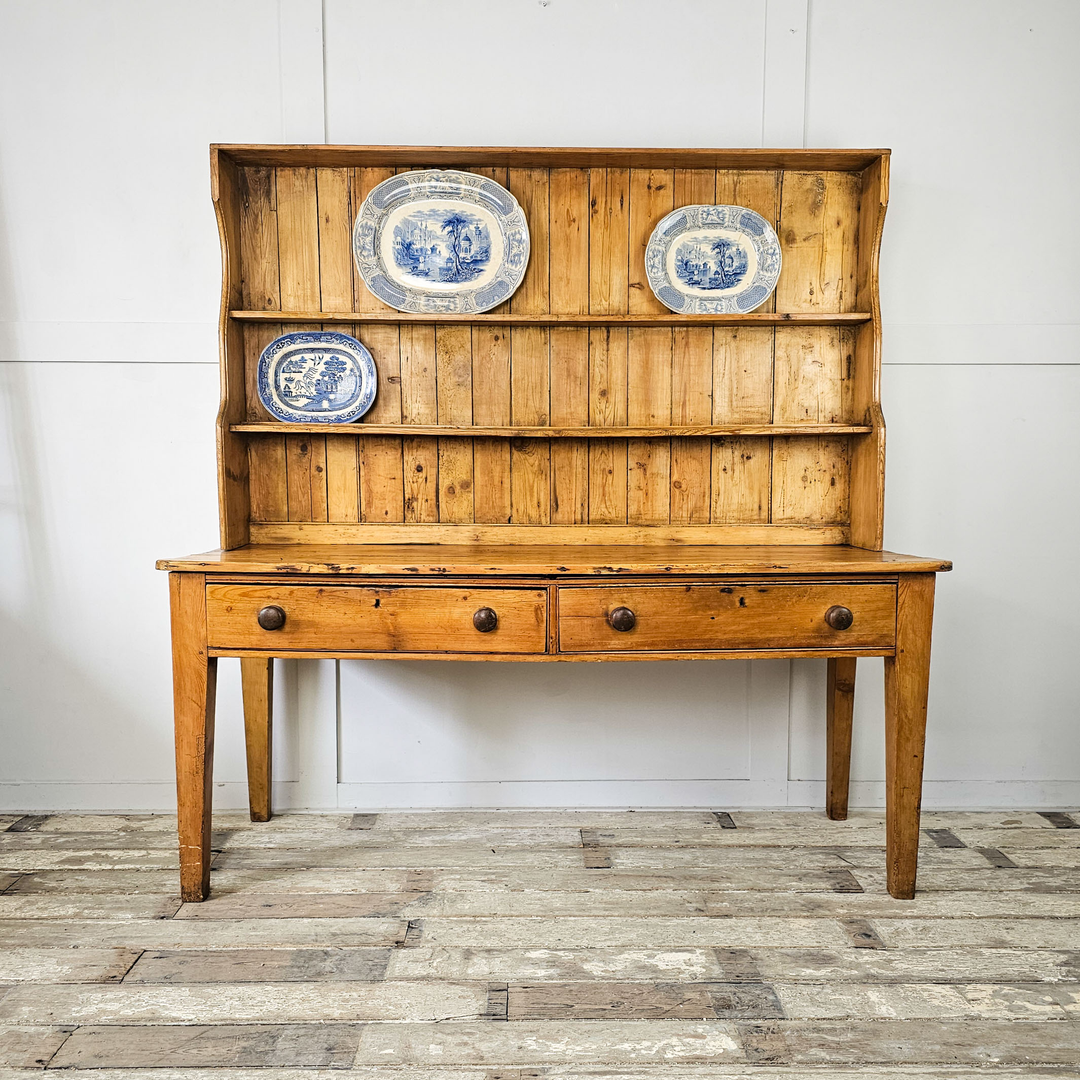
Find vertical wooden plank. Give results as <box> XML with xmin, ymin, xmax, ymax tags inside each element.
<box><xmin>775</xmin><ymin>170</ymin><xmax>861</xmax><ymax>313</ymax></box>
<box><xmin>248</xmin><ymin>435</ymin><xmax>289</xmax><ymax>521</ymax></box>
<box><xmin>771</xmin><ymin>436</ymin><xmax>850</xmax><ymax>524</ymax></box>
<box><xmin>239</xmin><ymin>167</ymin><xmax>280</xmax><ymax>312</ymax></box>
<box><xmin>315</xmin><ymin>168</ymin><xmax>360</xmax><ymax>522</ymax></box>
<box><xmin>436</xmin><ymin>324</ymin><xmax>474</xmax><ymax>523</ymax></box>
<box><xmin>360</xmin><ymin>435</ymin><xmax>405</xmax><ymax>522</ymax></box>
<box><xmin>325</xmin><ymin>438</ymin><xmax>360</xmax><ymax>522</ymax></box>
<box><xmin>276</xmin><ymin>168</ymin><xmax>320</xmax><ymax>310</ymax></box>
<box><xmin>351</xmin><ymin>167</ymin><xmax>405</xmax><ymax>524</ymax></box>
<box><xmin>276</xmin><ymin>170</ymin><xmax>323</xmax><ymax>523</ymax></box>
<box><xmin>508</xmin><ymin>168</ymin><xmax>550</xmax><ymax>314</ymax></box>
<box><xmin>315</xmin><ymin>168</ymin><xmax>353</xmax><ymax>312</ymax></box>
<box><xmin>588</xmin><ymin>328</ymin><xmax>628</xmax><ymax>524</ymax></box>
<box><xmin>549</xmin><ymin>168</ymin><xmax>590</xmax><ymax>523</ymax></box>
<box><xmin>710</xmin><ymin>327</ymin><xmax>773</xmax><ymax>524</ymax></box>
<box><xmin>714</xmin><ymin>170</ymin><xmax>780</xmax><ymax>312</ymax></box>
<box><xmin>628</xmin><ymin>168</ymin><xmax>674</xmax><ymax>316</ymax></box>
<box><xmin>509</xmin><ymin>329</ymin><xmax>551</xmax><ymax>523</ymax></box>
<box><xmin>588</xmin><ymin>168</ymin><xmax>629</xmax><ymax>525</ymax></box>
<box><xmin>351</xmin><ymin>167</ymin><xmax>398</xmax><ymax>313</ymax></box>
<box><xmin>245</xmin><ymin>325</ymin><xmax>289</xmax><ymax>521</ymax></box>
<box><xmin>626</xmin><ymin>169</ymin><xmax>674</xmax><ymax>525</ymax></box>
<box><xmin>286</xmin><ymin>434</ymin><xmax>314</xmax><ymax>522</ymax></box>
<box><xmin>549</xmin><ymin>169</ymin><xmax>590</xmax><ymax>316</ymax></box>
<box><xmin>670</xmin><ymin>168</ymin><xmax>715</xmax><ymax>524</ymax></box>
<box><xmin>508</xmin><ymin>169</ymin><xmax>551</xmax><ymax>524</ymax></box>
<box><xmin>711</xmin><ymin>438</ymin><xmax>769</xmax><ymax>523</ymax></box>
<box><xmin>549</xmin><ymin>329</ymin><xmax>589</xmax><ymax>524</ymax></box>
<box><xmin>308</xmin><ymin>437</ymin><xmax>328</xmax><ymax>522</ymax></box>
<box><xmin>772</xmin><ymin>168</ymin><xmax>860</xmax><ymax>532</ymax></box>
<box><xmin>626</xmin><ymin>321</ymin><xmax>671</xmax><ymax>526</ymax></box>
<box><xmin>589</xmin><ymin>167</ymin><xmax>630</xmax><ymax>315</ymax></box>
<box><xmin>239</xmin><ymin>168</ymin><xmax>285</xmax><ymax>524</ymax></box>
<box><xmin>472</xmin><ymin>327</ymin><xmax>512</xmax><ymax>524</ymax></box>
<box><xmin>400</xmin><ymin>324</ymin><xmax>438</xmax><ymax>523</ymax></box>
<box><xmin>773</xmin><ymin>327</ymin><xmax>847</xmax><ymax>423</ymax></box>
<box><xmin>467</xmin><ymin>166</ymin><xmax>513</xmax><ymax>521</ymax></box>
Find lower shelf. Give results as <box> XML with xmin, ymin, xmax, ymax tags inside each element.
<box><xmin>230</xmin><ymin>422</ymin><xmax>874</xmax><ymax>438</ymax></box>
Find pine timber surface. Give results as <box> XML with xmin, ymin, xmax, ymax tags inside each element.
<box><xmin>158</xmin><ymin>544</ymin><xmax>951</xmax><ymax>576</ymax></box>
<box><xmin>157</xmin><ymin>145</ymin><xmax>950</xmax><ymax>905</ymax></box>
<box><xmin>215</xmin><ymin>145</ymin><xmax>889</xmax><ymax>541</ymax></box>
<box><xmin>1</xmin><ymin>810</ymin><xmax>1078</xmax><ymax>1071</ymax></box>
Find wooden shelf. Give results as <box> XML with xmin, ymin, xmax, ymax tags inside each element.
<box><xmin>229</xmin><ymin>310</ymin><xmax>873</xmax><ymax>328</ymax></box>
<box><xmin>232</xmin><ymin>423</ymin><xmax>874</xmax><ymax>438</ymax></box>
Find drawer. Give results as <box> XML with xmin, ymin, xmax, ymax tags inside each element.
<box><xmin>557</xmin><ymin>582</ymin><xmax>896</xmax><ymax>653</ymax></box>
<box><xmin>206</xmin><ymin>584</ymin><xmax>548</xmax><ymax>654</ymax></box>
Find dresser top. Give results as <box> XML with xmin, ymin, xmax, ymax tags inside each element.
<box><xmin>158</xmin><ymin>544</ymin><xmax>951</xmax><ymax>578</ymax></box>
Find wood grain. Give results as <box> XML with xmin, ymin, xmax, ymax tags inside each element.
<box><xmin>885</xmin><ymin>574</ymin><xmax>937</xmax><ymax>899</ymax></box>
<box><xmin>240</xmin><ymin>656</ymin><xmax>273</xmax><ymax>822</ymax></box>
<box><xmin>169</xmin><ymin>573</ymin><xmax>216</xmax><ymax>902</ymax></box>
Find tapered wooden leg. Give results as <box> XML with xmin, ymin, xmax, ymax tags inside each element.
<box><xmin>826</xmin><ymin>657</ymin><xmax>857</xmax><ymax>820</ymax></box>
<box><xmin>241</xmin><ymin>657</ymin><xmax>274</xmax><ymax>822</ymax></box>
<box><xmin>884</xmin><ymin>573</ymin><xmax>936</xmax><ymax>899</ymax></box>
<box><xmin>169</xmin><ymin>572</ymin><xmax>217</xmax><ymax>902</ymax></box>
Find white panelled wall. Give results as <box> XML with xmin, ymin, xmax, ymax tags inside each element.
<box><xmin>0</xmin><ymin>0</ymin><xmax>1077</xmax><ymax>811</ymax></box>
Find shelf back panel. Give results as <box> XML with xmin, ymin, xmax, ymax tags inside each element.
<box><xmin>218</xmin><ymin>147</ymin><xmax>886</xmax><ymax>546</ymax></box>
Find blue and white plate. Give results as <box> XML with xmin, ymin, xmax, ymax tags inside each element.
<box><xmin>645</xmin><ymin>205</ymin><xmax>782</xmax><ymax>314</ymax></box>
<box><xmin>353</xmin><ymin>169</ymin><xmax>530</xmax><ymax>314</ymax></box>
<box><xmin>257</xmin><ymin>331</ymin><xmax>377</xmax><ymax>424</ymax></box>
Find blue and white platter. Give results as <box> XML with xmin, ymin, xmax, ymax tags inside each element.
<box><xmin>257</xmin><ymin>331</ymin><xmax>377</xmax><ymax>424</ymax></box>
<box><xmin>645</xmin><ymin>205</ymin><xmax>782</xmax><ymax>315</ymax></box>
<box><xmin>353</xmin><ymin>169</ymin><xmax>530</xmax><ymax>314</ymax></box>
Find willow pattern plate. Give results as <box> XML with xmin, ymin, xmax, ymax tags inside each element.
<box><xmin>645</xmin><ymin>204</ymin><xmax>782</xmax><ymax>314</ymax></box>
<box><xmin>257</xmin><ymin>331</ymin><xmax>377</xmax><ymax>424</ymax></box>
<box><xmin>353</xmin><ymin>169</ymin><xmax>530</xmax><ymax>314</ymax></box>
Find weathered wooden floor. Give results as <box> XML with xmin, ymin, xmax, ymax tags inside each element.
<box><xmin>1</xmin><ymin>809</ymin><xmax>1079</xmax><ymax>1079</ymax></box>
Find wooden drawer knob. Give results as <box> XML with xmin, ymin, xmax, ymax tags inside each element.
<box><xmin>825</xmin><ymin>605</ymin><xmax>854</xmax><ymax>631</ymax></box>
<box><xmin>257</xmin><ymin>605</ymin><xmax>286</xmax><ymax>631</ymax></box>
<box><xmin>473</xmin><ymin>607</ymin><xmax>498</xmax><ymax>633</ymax></box>
<box><xmin>609</xmin><ymin>606</ymin><xmax>636</xmax><ymax>632</ymax></box>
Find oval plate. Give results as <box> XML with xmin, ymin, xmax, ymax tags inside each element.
<box><xmin>645</xmin><ymin>205</ymin><xmax>782</xmax><ymax>314</ymax></box>
<box><xmin>353</xmin><ymin>169</ymin><xmax>530</xmax><ymax>314</ymax></box>
<box><xmin>257</xmin><ymin>331</ymin><xmax>377</xmax><ymax>424</ymax></box>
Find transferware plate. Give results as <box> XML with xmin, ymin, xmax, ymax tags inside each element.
<box><xmin>257</xmin><ymin>331</ymin><xmax>377</xmax><ymax>424</ymax></box>
<box><xmin>353</xmin><ymin>169</ymin><xmax>530</xmax><ymax>314</ymax></box>
<box><xmin>645</xmin><ymin>204</ymin><xmax>782</xmax><ymax>314</ymax></box>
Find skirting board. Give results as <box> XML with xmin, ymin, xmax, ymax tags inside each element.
<box><xmin>1</xmin><ymin>779</ymin><xmax>1079</xmax><ymax>813</ymax></box>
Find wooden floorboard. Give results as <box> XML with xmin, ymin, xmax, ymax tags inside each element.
<box><xmin>0</xmin><ymin>809</ymin><xmax>1077</xmax><ymax>1073</ymax></box>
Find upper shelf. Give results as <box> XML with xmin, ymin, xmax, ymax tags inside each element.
<box><xmin>229</xmin><ymin>310</ymin><xmax>873</xmax><ymax>328</ymax></box>
<box><xmin>231</xmin><ymin>422</ymin><xmax>874</xmax><ymax>438</ymax></box>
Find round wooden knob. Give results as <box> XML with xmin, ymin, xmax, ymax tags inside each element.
<box><xmin>825</xmin><ymin>605</ymin><xmax>854</xmax><ymax>631</ymax></box>
<box><xmin>609</xmin><ymin>606</ymin><xmax>636</xmax><ymax>632</ymax></box>
<box><xmin>473</xmin><ymin>607</ymin><xmax>498</xmax><ymax>633</ymax></box>
<box><xmin>257</xmin><ymin>605</ymin><xmax>286</xmax><ymax>631</ymax></box>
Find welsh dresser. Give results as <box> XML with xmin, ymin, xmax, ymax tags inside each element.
<box><xmin>158</xmin><ymin>145</ymin><xmax>951</xmax><ymax>901</ymax></box>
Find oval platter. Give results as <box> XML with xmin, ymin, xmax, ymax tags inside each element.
<box><xmin>353</xmin><ymin>169</ymin><xmax>530</xmax><ymax>314</ymax></box>
<box><xmin>645</xmin><ymin>205</ymin><xmax>782</xmax><ymax>314</ymax></box>
<box><xmin>257</xmin><ymin>331</ymin><xmax>377</xmax><ymax>424</ymax></box>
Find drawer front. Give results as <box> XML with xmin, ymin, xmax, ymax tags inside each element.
<box><xmin>206</xmin><ymin>585</ymin><xmax>548</xmax><ymax>654</ymax></box>
<box><xmin>557</xmin><ymin>583</ymin><xmax>896</xmax><ymax>653</ymax></box>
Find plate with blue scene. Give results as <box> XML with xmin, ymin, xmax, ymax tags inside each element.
<box><xmin>257</xmin><ymin>331</ymin><xmax>377</xmax><ymax>424</ymax></box>
<box><xmin>645</xmin><ymin>204</ymin><xmax>782</xmax><ymax>314</ymax></box>
<box><xmin>353</xmin><ymin>169</ymin><xmax>530</xmax><ymax>314</ymax></box>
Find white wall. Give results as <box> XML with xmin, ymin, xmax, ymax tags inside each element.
<box><xmin>1</xmin><ymin>0</ymin><xmax>1077</xmax><ymax>811</ymax></box>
